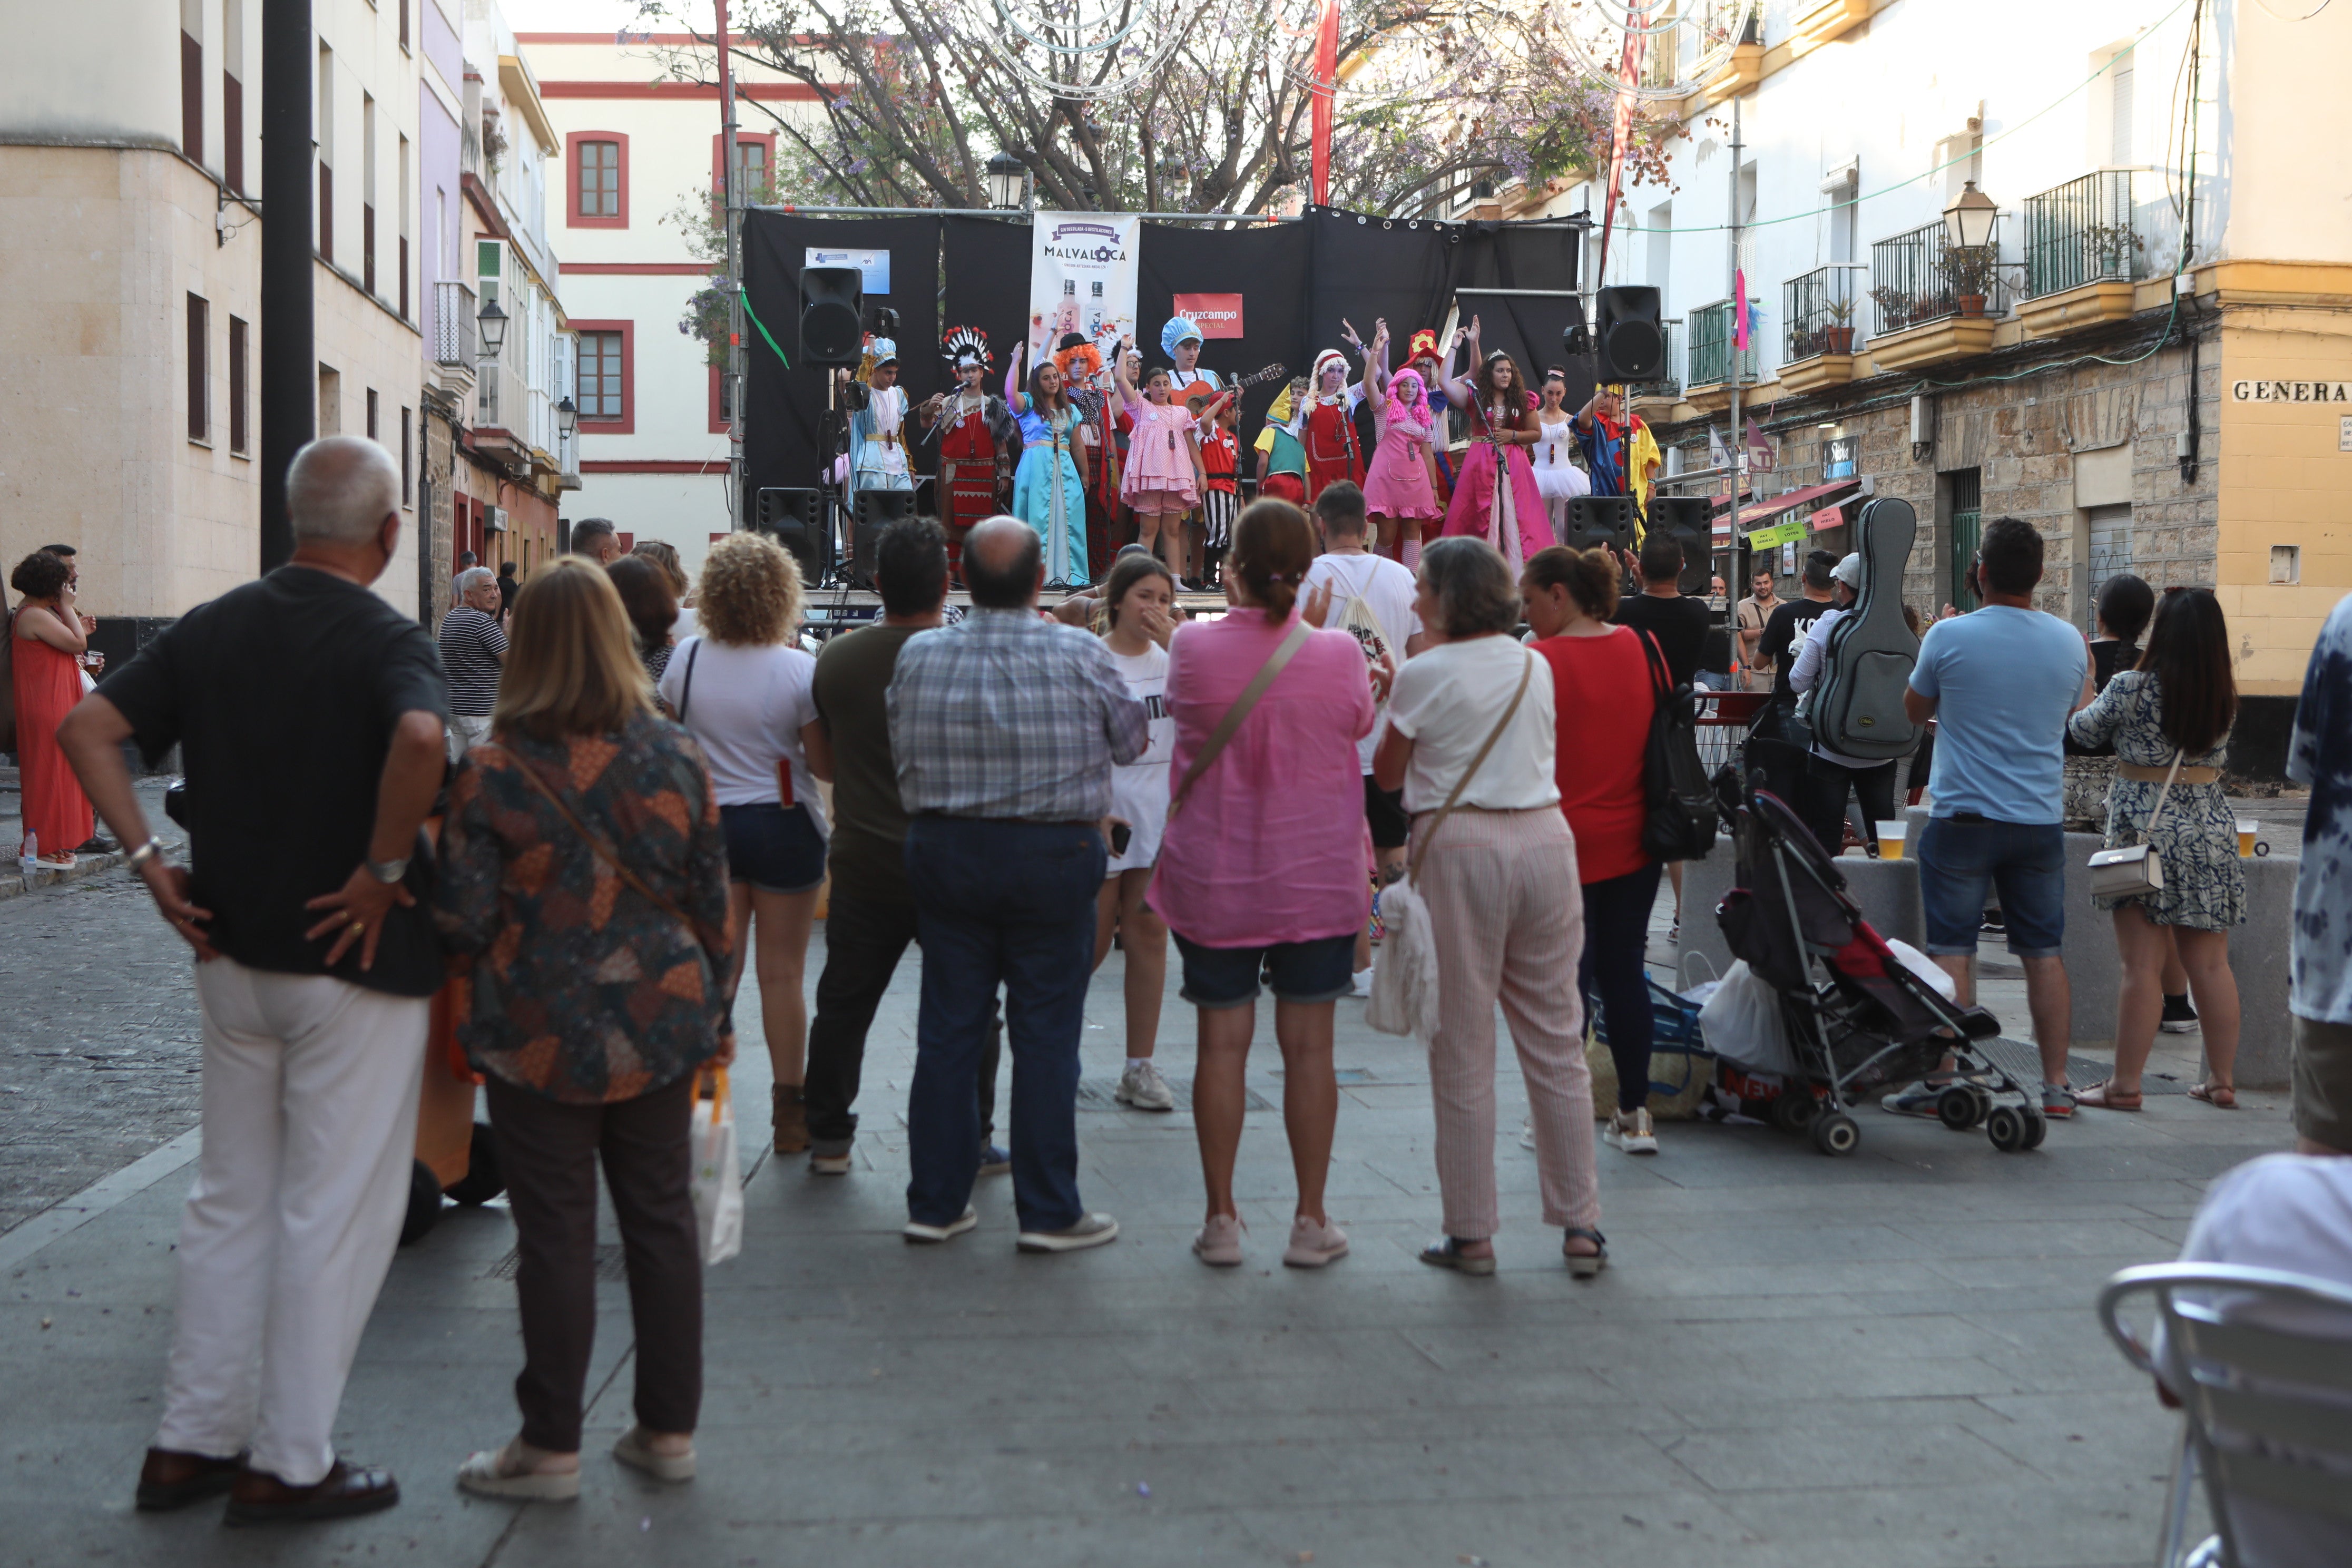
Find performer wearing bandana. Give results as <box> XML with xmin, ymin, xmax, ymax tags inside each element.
<box><xmin>919</xmin><ymin>326</ymin><xmax>1018</xmax><ymax>586</ymax></box>
<box><xmin>1291</xmin><ymin>341</ymin><xmax>1367</xmax><ymax>506</ymax></box>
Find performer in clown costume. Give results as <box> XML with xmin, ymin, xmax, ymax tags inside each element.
<box><xmin>919</xmin><ymin>326</ymin><xmax>1018</xmax><ymax>586</ymax></box>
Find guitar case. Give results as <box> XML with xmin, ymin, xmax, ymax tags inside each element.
<box><xmin>1811</xmin><ymin>496</ymin><xmax>1923</xmax><ymax>761</ymax></box>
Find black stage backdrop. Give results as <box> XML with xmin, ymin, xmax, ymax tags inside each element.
<box><xmin>742</xmin><ymin>211</ymin><xmax>943</xmax><ymax>507</ymax></box>
<box><xmin>1137</xmin><ymin>221</ymin><xmax>1312</xmax><ymax>452</ymax></box>
<box><xmin>743</xmin><ymin>208</ymin><xmax>1582</xmax><ymax>521</ymax></box>
<box><xmin>940</xmin><ymin>214</ymin><xmax>1033</xmax><ymax>380</ymax></box>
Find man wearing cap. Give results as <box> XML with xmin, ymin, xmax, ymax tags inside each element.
<box><xmin>1786</xmin><ymin>551</ymin><xmax>1900</xmax><ymax>857</ymax></box>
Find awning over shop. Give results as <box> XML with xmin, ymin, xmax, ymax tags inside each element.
<box><xmin>1734</xmin><ymin>479</ymin><xmax>1858</xmax><ymax>529</ymax></box>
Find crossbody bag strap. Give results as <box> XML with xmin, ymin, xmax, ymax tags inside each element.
<box><xmin>2140</xmin><ymin>748</ymin><xmax>2187</xmax><ymax>840</ymax></box>
<box><xmin>1406</xmin><ymin>651</ymin><xmax>1535</xmax><ymax>884</ymax></box>
<box><xmin>1166</xmin><ymin>614</ymin><xmax>1315</xmax><ymax>820</ymax></box>
<box><xmin>489</xmin><ymin>743</ymin><xmax>702</xmax><ymax>937</ymax></box>
<box><xmin>675</xmin><ymin>640</ymin><xmax>701</xmax><ymax>724</ymax></box>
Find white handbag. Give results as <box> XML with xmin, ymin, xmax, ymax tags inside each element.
<box><xmin>2085</xmin><ymin>749</ymin><xmax>2182</xmax><ymax>900</ymax></box>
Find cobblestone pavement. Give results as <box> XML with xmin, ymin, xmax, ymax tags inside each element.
<box><xmin>0</xmin><ymin>785</ymin><xmax>196</xmax><ymax>1235</ymax></box>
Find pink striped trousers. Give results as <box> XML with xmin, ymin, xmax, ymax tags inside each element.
<box><xmin>1413</xmin><ymin>806</ymin><xmax>1601</xmax><ymax>1240</ymax></box>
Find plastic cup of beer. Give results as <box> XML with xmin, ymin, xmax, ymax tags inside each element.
<box><xmin>1876</xmin><ymin>820</ymin><xmax>1907</xmax><ymax>860</ymax></box>
<box><xmin>2238</xmin><ymin>820</ymin><xmax>2258</xmax><ymax>858</ymax></box>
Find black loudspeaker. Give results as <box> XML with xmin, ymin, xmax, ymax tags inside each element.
<box><xmin>852</xmin><ymin>489</ymin><xmax>917</xmax><ymax>586</ymax></box>
<box><xmin>1647</xmin><ymin>494</ymin><xmax>1717</xmax><ymax>595</ymax></box>
<box><xmin>757</xmin><ymin>487</ymin><xmax>824</xmax><ymax>581</ymax></box>
<box><xmin>1595</xmin><ymin>286</ymin><xmax>1665</xmax><ymax>383</ymax></box>
<box><xmin>1562</xmin><ymin>495</ymin><xmax>1640</xmax><ymax>556</ymax></box>
<box><xmin>799</xmin><ymin>266</ymin><xmax>865</xmax><ymax>365</ymax></box>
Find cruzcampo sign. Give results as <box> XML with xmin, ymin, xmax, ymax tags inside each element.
<box><xmin>2230</xmin><ymin>380</ymin><xmax>2352</xmax><ymax>403</ymax></box>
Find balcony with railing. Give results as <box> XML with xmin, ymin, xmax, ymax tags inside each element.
<box><xmin>2016</xmin><ymin>170</ymin><xmax>2145</xmax><ymax>336</ymax></box>
<box><xmin>1780</xmin><ymin>265</ymin><xmax>1863</xmax><ymax>392</ymax></box>
<box><xmin>1685</xmin><ymin>299</ymin><xmax>1756</xmax><ymax>409</ymax></box>
<box><xmin>1866</xmin><ymin>220</ymin><xmax>2007</xmax><ymax>369</ymax></box>
<box><xmin>432</xmin><ymin>280</ymin><xmax>477</xmax><ymax>369</ymax></box>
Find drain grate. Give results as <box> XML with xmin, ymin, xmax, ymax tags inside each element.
<box><xmin>484</xmin><ymin>1243</ymin><xmax>629</xmax><ymax>1282</ymax></box>
<box><xmin>1974</xmin><ymin>1037</ymin><xmax>2187</xmax><ymax>1096</ymax></box>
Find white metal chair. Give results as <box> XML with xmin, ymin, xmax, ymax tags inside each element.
<box><xmin>2098</xmin><ymin>1262</ymin><xmax>2352</xmax><ymax>1567</ymax></box>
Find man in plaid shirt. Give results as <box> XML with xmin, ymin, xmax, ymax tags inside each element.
<box><xmin>888</xmin><ymin>516</ymin><xmax>1147</xmax><ymax>1253</ymax></box>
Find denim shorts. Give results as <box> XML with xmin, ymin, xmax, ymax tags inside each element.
<box><xmin>1172</xmin><ymin>931</ymin><xmax>1356</xmax><ymax>1010</ymax></box>
<box><xmin>719</xmin><ymin>801</ymin><xmax>827</xmax><ymax>895</ymax></box>
<box><xmin>1917</xmin><ymin>815</ymin><xmax>2066</xmax><ymax>958</ymax></box>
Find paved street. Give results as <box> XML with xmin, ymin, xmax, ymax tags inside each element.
<box><xmin>0</xmin><ymin>859</ymin><xmax>2296</xmax><ymax>1567</ymax></box>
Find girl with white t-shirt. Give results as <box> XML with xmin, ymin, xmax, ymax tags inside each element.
<box><xmin>658</xmin><ymin>534</ymin><xmax>832</xmax><ymax>1157</ymax></box>
<box><xmin>1091</xmin><ymin>553</ymin><xmax>1179</xmax><ymax>1114</ymax></box>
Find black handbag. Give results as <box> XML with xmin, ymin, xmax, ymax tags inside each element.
<box><xmin>1636</xmin><ymin>629</ymin><xmax>1719</xmax><ymax>863</ymax></box>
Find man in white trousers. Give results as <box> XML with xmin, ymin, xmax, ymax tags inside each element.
<box><xmin>60</xmin><ymin>436</ymin><xmax>450</xmax><ymax>1525</ymax></box>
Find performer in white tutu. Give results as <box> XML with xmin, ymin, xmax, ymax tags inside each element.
<box><xmin>1530</xmin><ymin>367</ymin><xmax>1591</xmax><ymax>542</ymax></box>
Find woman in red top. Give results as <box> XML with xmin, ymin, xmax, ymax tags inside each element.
<box><xmin>1522</xmin><ymin>545</ymin><xmax>1662</xmax><ymax>1157</ymax></box>
<box><xmin>10</xmin><ymin>550</ymin><xmax>97</xmax><ymax>865</ymax></box>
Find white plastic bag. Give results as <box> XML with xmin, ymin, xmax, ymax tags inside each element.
<box><xmin>1366</xmin><ymin>879</ymin><xmax>1441</xmax><ymax>1044</ymax></box>
<box><xmin>1884</xmin><ymin>938</ymin><xmax>1958</xmax><ymax>1001</ymax></box>
<box><xmin>1697</xmin><ymin>959</ymin><xmax>1795</xmax><ymax>1076</ymax></box>
<box><xmin>689</xmin><ymin>1068</ymin><xmax>742</xmax><ymax>1267</ymax></box>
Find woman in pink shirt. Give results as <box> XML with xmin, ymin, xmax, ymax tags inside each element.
<box><xmin>1150</xmin><ymin>500</ymin><xmax>1378</xmax><ymax>1271</ymax></box>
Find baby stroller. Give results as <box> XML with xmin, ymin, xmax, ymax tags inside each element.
<box><xmin>1711</xmin><ymin>771</ymin><xmax>2047</xmax><ymax>1157</ymax></box>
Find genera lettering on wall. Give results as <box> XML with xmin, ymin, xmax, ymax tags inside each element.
<box><xmin>2229</xmin><ymin>380</ymin><xmax>2352</xmax><ymax>403</ymax></box>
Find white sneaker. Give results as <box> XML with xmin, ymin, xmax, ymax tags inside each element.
<box><xmin>1604</xmin><ymin>1108</ymin><xmax>1659</xmax><ymax>1155</ymax></box>
<box><xmin>1517</xmin><ymin>1118</ymin><xmax>1536</xmax><ymax>1150</ymax></box>
<box><xmin>1114</xmin><ymin>1060</ymin><xmax>1175</xmax><ymax>1112</ymax></box>
<box><xmin>1350</xmin><ymin>966</ymin><xmax>1374</xmax><ymax>998</ymax></box>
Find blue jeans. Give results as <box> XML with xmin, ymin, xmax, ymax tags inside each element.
<box><xmin>903</xmin><ymin>816</ymin><xmax>1105</xmax><ymax>1232</ymax></box>
<box><xmin>1917</xmin><ymin>815</ymin><xmax>2067</xmax><ymax>958</ymax></box>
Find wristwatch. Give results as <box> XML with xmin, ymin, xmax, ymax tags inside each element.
<box><xmin>366</xmin><ymin>857</ymin><xmax>410</xmax><ymax>885</ymax></box>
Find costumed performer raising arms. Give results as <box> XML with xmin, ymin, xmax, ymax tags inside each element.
<box><xmin>1115</xmin><ymin>351</ymin><xmax>1219</xmax><ymax>582</ymax></box>
<box><xmin>1005</xmin><ymin>342</ymin><xmax>1093</xmax><ymax>588</ymax></box>
<box><xmin>1571</xmin><ymin>384</ymin><xmax>1661</xmax><ymax>525</ymax></box>
<box><xmin>919</xmin><ymin>327</ymin><xmax>1019</xmax><ymax>588</ymax></box>
<box><xmin>1437</xmin><ymin>317</ymin><xmax>1551</xmax><ymax>574</ymax></box>
<box><xmin>1361</xmin><ymin>318</ymin><xmax>1445</xmax><ymax>568</ymax></box>
<box><xmin>1166</xmin><ymin>316</ymin><xmax>1225</xmax><ymax>590</ymax></box>
<box><xmin>1293</xmin><ymin>328</ymin><xmax>1369</xmax><ymax>506</ymax></box>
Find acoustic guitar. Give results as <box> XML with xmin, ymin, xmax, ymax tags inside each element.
<box><xmin>1175</xmin><ymin>361</ymin><xmax>1286</xmax><ymax>409</ymax></box>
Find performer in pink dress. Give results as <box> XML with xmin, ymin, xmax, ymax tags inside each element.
<box><xmin>1438</xmin><ymin>316</ymin><xmax>1549</xmax><ymax>575</ymax></box>
<box><xmin>1360</xmin><ymin>316</ymin><xmax>1443</xmax><ymax>567</ymax></box>
<box><xmin>1115</xmin><ymin>357</ymin><xmax>1205</xmax><ymax>578</ymax></box>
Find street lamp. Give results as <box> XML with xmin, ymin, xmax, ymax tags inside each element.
<box><xmin>985</xmin><ymin>152</ymin><xmax>1026</xmax><ymax>211</ymax></box>
<box><xmin>1942</xmin><ymin>181</ymin><xmax>2000</xmax><ymax>252</ymax></box>
<box><xmin>555</xmin><ymin>396</ymin><xmax>577</xmax><ymax>439</ymax></box>
<box><xmin>476</xmin><ymin>298</ymin><xmax>508</xmax><ymax>358</ymax></box>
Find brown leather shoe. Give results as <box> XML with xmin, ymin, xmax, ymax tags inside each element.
<box><xmin>135</xmin><ymin>1447</ymin><xmax>241</xmax><ymax>1511</ymax></box>
<box><xmin>773</xmin><ymin>1084</ymin><xmax>809</xmax><ymax>1154</ymax></box>
<box><xmin>223</xmin><ymin>1459</ymin><xmax>400</xmax><ymax>1526</ymax></box>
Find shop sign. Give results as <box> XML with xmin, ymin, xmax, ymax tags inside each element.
<box><xmin>1746</xmin><ymin>518</ymin><xmax>1808</xmax><ymax>550</ymax></box>
<box><xmin>1821</xmin><ymin>435</ymin><xmax>1856</xmax><ymax>479</ymax></box>
<box><xmin>2230</xmin><ymin>380</ymin><xmax>2351</xmax><ymax>403</ymax></box>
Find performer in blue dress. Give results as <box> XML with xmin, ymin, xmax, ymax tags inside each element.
<box><xmin>1005</xmin><ymin>342</ymin><xmax>1092</xmax><ymax>587</ymax></box>
<box><xmin>847</xmin><ymin>338</ymin><xmax>915</xmax><ymax>495</ymax></box>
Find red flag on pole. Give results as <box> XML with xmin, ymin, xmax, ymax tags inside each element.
<box><xmin>1596</xmin><ymin>3</ymin><xmax>1649</xmax><ymax>283</ymax></box>
<box><xmin>1733</xmin><ymin>267</ymin><xmax>1750</xmax><ymax>350</ymax></box>
<box><xmin>1310</xmin><ymin>0</ymin><xmax>1339</xmax><ymax>207</ymax></box>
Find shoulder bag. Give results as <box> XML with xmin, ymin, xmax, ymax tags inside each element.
<box><xmin>1635</xmin><ymin>629</ymin><xmax>1719</xmax><ymax>863</ymax></box>
<box><xmin>1366</xmin><ymin>651</ymin><xmax>1535</xmax><ymax>1043</ymax></box>
<box><xmin>2086</xmin><ymin>748</ymin><xmax>2183</xmax><ymax>899</ymax></box>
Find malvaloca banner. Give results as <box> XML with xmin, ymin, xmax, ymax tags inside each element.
<box><xmin>1028</xmin><ymin>212</ymin><xmax>1140</xmax><ymax>368</ymax></box>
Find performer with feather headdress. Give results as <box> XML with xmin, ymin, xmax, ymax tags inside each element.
<box><xmin>919</xmin><ymin>326</ymin><xmax>1018</xmax><ymax>586</ymax></box>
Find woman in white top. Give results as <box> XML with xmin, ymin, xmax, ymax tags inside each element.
<box><xmin>1528</xmin><ymin>369</ymin><xmax>1592</xmax><ymax>541</ymax></box>
<box><xmin>1373</xmin><ymin>536</ymin><xmax>1605</xmax><ymax>1278</ymax></box>
<box><xmin>658</xmin><ymin>533</ymin><xmax>832</xmax><ymax>1156</ymax></box>
<box><xmin>1091</xmin><ymin>552</ymin><xmax>1179</xmax><ymax>1114</ymax></box>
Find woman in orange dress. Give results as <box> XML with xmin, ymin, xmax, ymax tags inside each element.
<box><xmin>10</xmin><ymin>551</ymin><xmax>97</xmax><ymax>865</ymax></box>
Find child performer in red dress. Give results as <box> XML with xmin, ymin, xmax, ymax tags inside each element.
<box><xmin>1293</xmin><ymin>339</ymin><xmax>1367</xmax><ymax>505</ymax></box>
<box><xmin>920</xmin><ymin>326</ymin><xmax>1017</xmax><ymax>586</ymax></box>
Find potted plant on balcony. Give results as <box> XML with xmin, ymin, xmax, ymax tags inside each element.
<box><xmin>1823</xmin><ymin>295</ymin><xmax>1856</xmax><ymax>356</ymax></box>
<box><xmin>1942</xmin><ymin>246</ymin><xmax>1998</xmax><ymax>317</ymax></box>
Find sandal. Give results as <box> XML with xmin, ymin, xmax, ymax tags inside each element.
<box><xmin>1562</xmin><ymin>1227</ymin><xmax>1608</xmax><ymax>1280</ymax></box>
<box><xmin>2188</xmin><ymin>1082</ymin><xmax>2238</xmax><ymax>1110</ymax></box>
<box><xmin>456</xmin><ymin>1440</ymin><xmax>580</xmax><ymax>1501</ymax></box>
<box><xmin>2076</xmin><ymin>1080</ymin><xmax>2144</xmax><ymax>1112</ymax></box>
<box><xmin>1417</xmin><ymin>1236</ymin><xmax>1496</xmax><ymax>1277</ymax></box>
